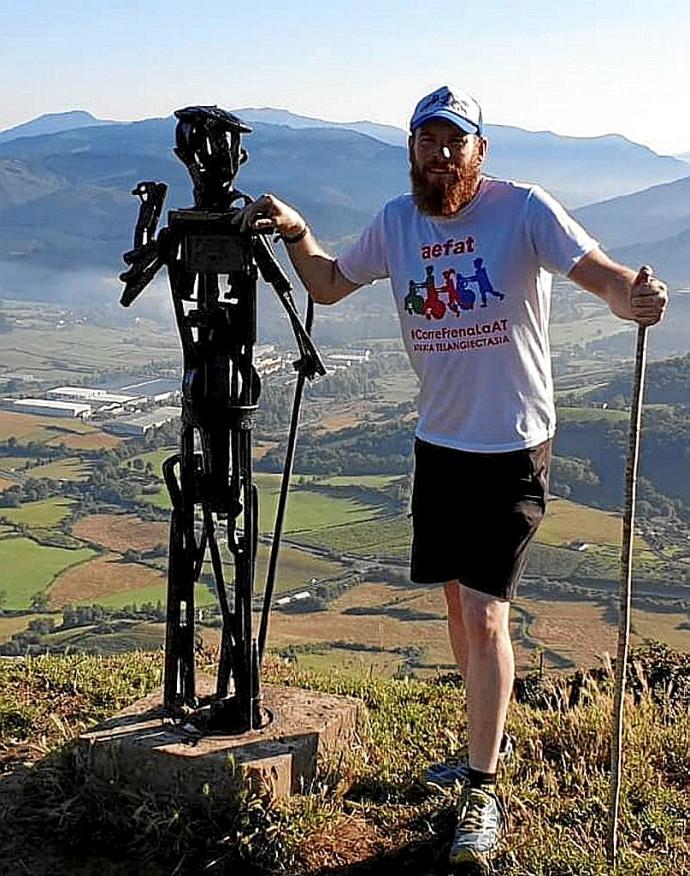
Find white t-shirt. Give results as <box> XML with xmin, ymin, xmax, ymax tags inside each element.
<box><xmin>337</xmin><ymin>178</ymin><xmax>598</xmax><ymax>452</ymax></box>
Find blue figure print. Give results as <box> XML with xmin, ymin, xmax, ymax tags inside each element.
<box><xmin>471</xmin><ymin>258</ymin><xmax>504</xmax><ymax>307</ymax></box>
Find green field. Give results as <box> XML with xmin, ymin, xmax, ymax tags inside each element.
<box><xmin>319</xmin><ymin>475</ymin><xmax>400</xmax><ymax>488</ymax></box>
<box><xmin>1</xmin><ymin>498</ymin><xmax>75</xmax><ymax>528</ymax></box>
<box><xmin>128</xmin><ymin>447</ymin><xmax>176</xmax><ymax>474</ymax></box>
<box><xmin>0</xmin><ymin>538</ymin><xmax>97</xmax><ymax>610</ymax></box>
<box><xmin>93</xmin><ymin>581</ymin><xmax>215</xmax><ymax>610</ymax></box>
<box><xmin>254</xmin><ymin>473</ymin><xmax>384</xmax><ymax>534</ymax></box>
<box><xmin>25</xmin><ymin>458</ymin><xmax>91</xmax><ymax>481</ymax></box>
<box><xmin>0</xmin><ymin>312</ymin><xmax>180</xmax><ymax>384</ymax></box>
<box><xmin>0</xmin><ymin>614</ymin><xmax>51</xmax><ymax>643</ymax></box>
<box><xmin>297</xmin><ymin>514</ymin><xmax>411</xmax><ymax>558</ymax></box>
<box><xmin>550</xmin><ymin>310</ymin><xmax>626</xmax><ymax>347</ymax></box>
<box><xmin>42</xmin><ymin>621</ymin><xmax>166</xmax><ymax>655</ymax></box>
<box><xmin>0</xmin><ymin>456</ymin><xmax>35</xmax><ymax>470</ymax></box>
<box><xmin>254</xmin><ymin>542</ymin><xmax>346</xmax><ymax>593</ymax></box>
<box><xmin>537</xmin><ymin>497</ymin><xmax>650</xmax><ymax>553</ymax></box>
<box><xmin>139</xmin><ymin>473</ymin><xmax>388</xmax><ymax>532</ymax></box>
<box><xmin>557</xmin><ymin>406</ymin><xmax>629</xmax><ymax>423</ymax></box>
<box><xmin>198</xmin><ymin>542</ymin><xmax>348</xmax><ymax>596</ymax></box>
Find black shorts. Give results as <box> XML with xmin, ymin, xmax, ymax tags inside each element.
<box><xmin>410</xmin><ymin>437</ymin><xmax>552</xmax><ymax>600</ymax></box>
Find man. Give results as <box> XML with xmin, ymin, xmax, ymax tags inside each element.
<box><xmin>235</xmin><ymin>85</ymin><xmax>667</xmax><ymax>870</ymax></box>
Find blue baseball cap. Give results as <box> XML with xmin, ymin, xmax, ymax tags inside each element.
<box><xmin>410</xmin><ymin>86</ymin><xmax>483</xmax><ymax>136</ymax></box>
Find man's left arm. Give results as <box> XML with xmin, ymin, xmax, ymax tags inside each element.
<box><xmin>569</xmin><ymin>247</ymin><xmax>668</xmax><ymax>326</ymax></box>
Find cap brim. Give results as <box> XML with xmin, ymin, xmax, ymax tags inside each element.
<box><xmin>410</xmin><ymin>109</ymin><xmax>479</xmax><ymax>135</ymax></box>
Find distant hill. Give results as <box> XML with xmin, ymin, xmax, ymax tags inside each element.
<box><xmin>482</xmin><ymin>125</ymin><xmax>686</xmax><ymax>207</ymax></box>
<box><xmin>610</xmin><ymin>228</ymin><xmax>690</xmax><ymax>291</ymax></box>
<box><xmin>236</xmin><ymin>107</ymin><xmax>408</xmax><ymax>147</ymax></box>
<box><xmin>574</xmin><ymin>175</ymin><xmax>690</xmax><ymax>248</ymax></box>
<box><xmin>0</xmin><ymin>108</ymin><xmax>689</xmax><ymax>305</ymax></box>
<box><xmin>0</xmin><ymin>111</ymin><xmax>116</xmax><ymax>145</ymax></box>
<box><xmin>236</xmin><ymin>108</ymin><xmax>688</xmax><ymax>207</ymax></box>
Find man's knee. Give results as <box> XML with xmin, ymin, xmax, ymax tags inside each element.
<box><xmin>459</xmin><ymin>584</ymin><xmax>510</xmax><ymax>647</ymax></box>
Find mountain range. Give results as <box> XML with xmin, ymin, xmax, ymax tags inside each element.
<box><xmin>0</xmin><ymin>108</ymin><xmax>688</xmax><ymax>305</ymax></box>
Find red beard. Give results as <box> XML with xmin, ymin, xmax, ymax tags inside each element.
<box><xmin>410</xmin><ymin>150</ymin><xmax>483</xmax><ymax>217</ymax></box>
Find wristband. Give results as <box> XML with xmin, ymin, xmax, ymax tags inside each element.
<box><xmin>281</xmin><ymin>224</ymin><xmax>308</xmax><ymax>245</ymax></box>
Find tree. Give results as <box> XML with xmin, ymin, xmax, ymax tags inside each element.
<box><xmin>30</xmin><ymin>592</ymin><xmax>51</xmax><ymax>612</ymax></box>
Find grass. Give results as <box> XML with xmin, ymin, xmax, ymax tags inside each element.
<box><xmin>538</xmin><ymin>497</ymin><xmax>650</xmax><ymax>552</ymax></box>
<box><xmin>127</xmin><ymin>447</ymin><xmax>176</xmax><ymax>475</ymax></box>
<box><xmin>0</xmin><ymin>614</ymin><xmax>53</xmax><ymax>644</ymax></box>
<box><xmin>0</xmin><ymin>538</ymin><xmax>97</xmax><ymax>610</ymax></box>
<box><xmin>42</xmin><ymin>622</ymin><xmax>166</xmax><ymax>655</ymax></box>
<box><xmin>72</xmin><ymin>514</ymin><xmax>168</xmax><ymax>553</ymax></box>
<box><xmin>0</xmin><ymin>319</ymin><xmax>180</xmax><ymax>384</ymax></box>
<box><xmin>318</xmin><ymin>475</ymin><xmax>400</xmax><ymax>488</ymax></box>
<box><xmin>48</xmin><ymin>553</ymin><xmax>170</xmax><ymax>608</ymax></box>
<box><xmin>24</xmin><ymin>457</ymin><xmax>91</xmax><ymax>481</ymax></box>
<box><xmin>0</xmin><ymin>644</ymin><xmax>687</xmax><ymax>874</ymax></box>
<box><xmin>557</xmin><ymin>406</ymin><xmax>630</xmax><ymax>423</ymax></box>
<box><xmin>0</xmin><ymin>455</ymin><xmax>36</xmax><ymax>469</ymax></box>
<box><xmin>138</xmin><ymin>473</ymin><xmax>387</xmax><ymax>533</ymax></box>
<box><xmin>297</xmin><ymin>514</ymin><xmax>412</xmax><ymax>558</ymax></box>
<box><xmin>0</xmin><ymin>411</ymin><xmax>119</xmax><ymax>449</ymax></box>
<box><xmin>93</xmin><ymin>582</ymin><xmax>215</xmax><ymax>610</ymax></box>
<box><xmin>1</xmin><ymin>497</ymin><xmax>75</xmax><ymax>528</ymax></box>
<box><xmin>257</xmin><ymin>485</ymin><xmax>383</xmax><ymax>535</ymax></box>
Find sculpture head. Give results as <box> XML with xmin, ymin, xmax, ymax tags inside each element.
<box><xmin>174</xmin><ymin>106</ymin><xmax>252</xmax><ymax>210</ymax></box>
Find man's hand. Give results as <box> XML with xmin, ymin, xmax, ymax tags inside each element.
<box><xmin>630</xmin><ymin>265</ymin><xmax>668</xmax><ymax>327</ymax></box>
<box><xmin>569</xmin><ymin>248</ymin><xmax>668</xmax><ymax>327</ymax></box>
<box><xmin>233</xmin><ymin>193</ymin><xmax>306</xmax><ymax>239</ymax></box>
<box><xmin>232</xmin><ymin>192</ymin><xmax>358</xmax><ymax>305</ymax></box>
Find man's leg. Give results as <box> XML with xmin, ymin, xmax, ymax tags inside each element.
<box><xmin>443</xmin><ymin>580</ymin><xmax>468</xmax><ymax>678</ymax></box>
<box><xmin>459</xmin><ymin>583</ymin><xmax>514</xmax><ymax>774</ymax></box>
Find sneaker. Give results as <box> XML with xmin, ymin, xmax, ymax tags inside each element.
<box><xmin>425</xmin><ymin>733</ymin><xmax>514</xmax><ymax>789</ymax></box>
<box><xmin>449</xmin><ymin>785</ymin><xmax>502</xmax><ymax>871</ymax></box>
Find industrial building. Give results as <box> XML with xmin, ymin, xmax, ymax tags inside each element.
<box><xmin>118</xmin><ymin>378</ymin><xmax>179</xmax><ymax>403</ymax></box>
<box><xmin>46</xmin><ymin>386</ymin><xmax>143</xmax><ymax>406</ymax></box>
<box><xmin>103</xmin><ymin>406</ymin><xmax>181</xmax><ymax>437</ymax></box>
<box><xmin>3</xmin><ymin>398</ymin><xmax>92</xmax><ymax>419</ymax></box>
<box><xmin>326</xmin><ymin>350</ymin><xmax>371</xmax><ymax>365</ymax></box>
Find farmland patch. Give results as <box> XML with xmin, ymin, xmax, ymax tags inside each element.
<box><xmin>49</xmin><ymin>552</ymin><xmax>168</xmax><ymax>607</ymax></box>
<box><xmin>1</xmin><ymin>498</ymin><xmax>75</xmax><ymax>528</ymax></box>
<box><xmin>0</xmin><ymin>538</ymin><xmax>96</xmax><ymax>610</ymax></box>
<box><xmin>25</xmin><ymin>457</ymin><xmax>91</xmax><ymax>481</ymax></box>
<box><xmin>72</xmin><ymin>514</ymin><xmax>168</xmax><ymax>553</ymax></box>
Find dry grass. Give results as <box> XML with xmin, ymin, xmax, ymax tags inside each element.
<box><xmin>73</xmin><ymin>514</ymin><xmax>168</xmax><ymax>553</ymax></box>
<box><xmin>0</xmin><ymin>411</ymin><xmax>120</xmax><ymax>450</ymax></box>
<box><xmin>49</xmin><ymin>552</ymin><xmax>166</xmax><ymax>606</ymax></box>
<box><xmin>0</xmin><ymin>646</ymin><xmax>687</xmax><ymax>875</ymax></box>
<box><xmin>46</xmin><ymin>431</ymin><xmax>120</xmax><ymax>450</ymax></box>
<box><xmin>314</xmin><ymin>400</ymin><xmax>369</xmax><ymax>433</ymax></box>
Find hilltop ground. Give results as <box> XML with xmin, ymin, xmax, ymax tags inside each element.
<box><xmin>0</xmin><ymin>643</ymin><xmax>687</xmax><ymax>875</ymax></box>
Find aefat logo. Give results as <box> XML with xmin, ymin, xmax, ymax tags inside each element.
<box><xmin>404</xmin><ymin>261</ymin><xmax>504</xmax><ymax>320</ymax></box>
<box><xmin>420</xmin><ymin>237</ymin><xmax>475</xmax><ymax>260</ymax></box>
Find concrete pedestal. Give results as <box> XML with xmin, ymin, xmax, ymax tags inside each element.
<box><xmin>75</xmin><ymin>676</ymin><xmax>364</xmax><ymax>801</ymax></box>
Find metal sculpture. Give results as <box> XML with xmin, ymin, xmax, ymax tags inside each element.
<box><xmin>119</xmin><ymin>106</ymin><xmax>324</xmax><ymax>733</ymax></box>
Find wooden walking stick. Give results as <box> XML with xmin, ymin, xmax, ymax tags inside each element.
<box><xmin>606</xmin><ymin>266</ymin><xmax>652</xmax><ymax>868</ymax></box>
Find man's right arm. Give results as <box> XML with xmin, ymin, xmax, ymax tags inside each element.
<box><xmin>234</xmin><ymin>193</ymin><xmax>360</xmax><ymax>305</ymax></box>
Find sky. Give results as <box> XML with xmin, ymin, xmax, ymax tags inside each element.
<box><xmin>1</xmin><ymin>0</ymin><xmax>689</xmax><ymax>156</ymax></box>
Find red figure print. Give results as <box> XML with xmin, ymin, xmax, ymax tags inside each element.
<box><xmin>423</xmin><ymin>265</ymin><xmax>446</xmax><ymax>320</ymax></box>
<box><xmin>442</xmin><ymin>268</ymin><xmax>462</xmax><ymax>314</ymax></box>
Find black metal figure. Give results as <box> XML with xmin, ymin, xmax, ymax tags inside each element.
<box><xmin>119</xmin><ymin>106</ymin><xmax>324</xmax><ymax>733</ymax></box>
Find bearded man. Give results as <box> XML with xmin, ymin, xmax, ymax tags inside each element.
<box><xmin>235</xmin><ymin>86</ymin><xmax>667</xmax><ymax>871</ymax></box>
